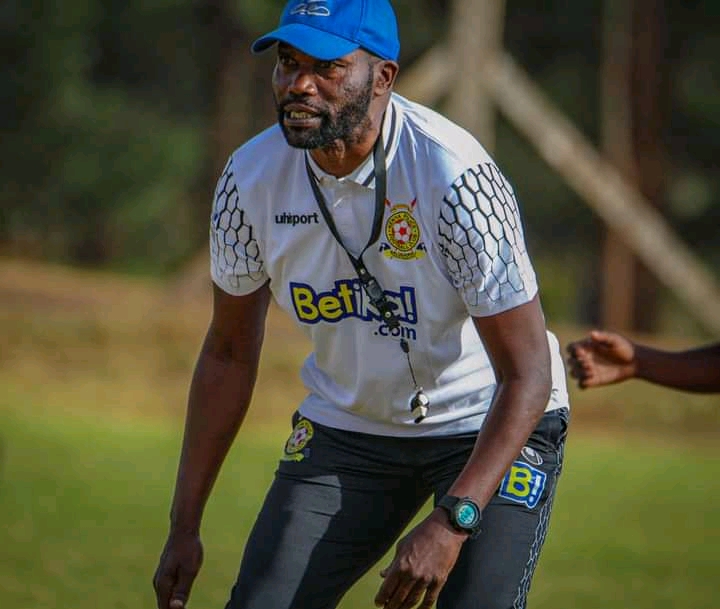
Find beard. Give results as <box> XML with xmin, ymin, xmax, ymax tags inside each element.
<box><xmin>275</xmin><ymin>70</ymin><xmax>374</xmax><ymax>149</ymax></box>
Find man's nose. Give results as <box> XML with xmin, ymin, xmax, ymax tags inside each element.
<box><xmin>287</xmin><ymin>68</ymin><xmax>318</xmax><ymax>96</ymax></box>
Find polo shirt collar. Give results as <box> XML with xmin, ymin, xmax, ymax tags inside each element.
<box><xmin>304</xmin><ymin>97</ymin><xmax>403</xmax><ymax>189</ymax></box>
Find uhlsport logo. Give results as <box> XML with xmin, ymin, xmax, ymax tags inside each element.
<box><xmin>275</xmin><ymin>211</ymin><xmax>320</xmax><ymax>226</ymax></box>
<box><xmin>290</xmin><ymin>1</ymin><xmax>331</xmax><ymax>16</ymax></box>
<box><xmin>521</xmin><ymin>445</ymin><xmax>543</xmax><ymax>466</ymax></box>
<box><xmin>379</xmin><ymin>199</ymin><xmax>427</xmax><ymax>261</ymax></box>
<box><xmin>290</xmin><ymin>279</ymin><xmax>418</xmax><ymax>341</ymax></box>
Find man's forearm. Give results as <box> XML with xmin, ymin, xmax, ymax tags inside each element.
<box><xmin>169</xmin><ymin>351</ymin><xmax>258</xmax><ymax>533</ymax></box>
<box><xmin>634</xmin><ymin>342</ymin><xmax>720</xmax><ymax>393</ymax></box>
<box><xmin>444</xmin><ymin>374</ymin><xmax>551</xmax><ymax>507</ymax></box>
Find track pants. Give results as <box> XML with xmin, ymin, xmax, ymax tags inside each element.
<box><xmin>225</xmin><ymin>407</ymin><xmax>568</xmax><ymax>609</ymax></box>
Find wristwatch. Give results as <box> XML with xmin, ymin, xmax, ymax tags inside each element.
<box><xmin>438</xmin><ymin>495</ymin><xmax>482</xmax><ymax>538</ymax></box>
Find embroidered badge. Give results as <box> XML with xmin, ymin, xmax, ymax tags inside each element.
<box><xmin>282</xmin><ymin>419</ymin><xmax>314</xmax><ymax>462</ymax></box>
<box><xmin>498</xmin><ymin>460</ymin><xmax>547</xmax><ymax>509</ymax></box>
<box><xmin>290</xmin><ymin>2</ymin><xmax>331</xmax><ymax>17</ymax></box>
<box><xmin>379</xmin><ymin>199</ymin><xmax>426</xmax><ymax>261</ymax></box>
<box><xmin>521</xmin><ymin>445</ymin><xmax>543</xmax><ymax>466</ymax></box>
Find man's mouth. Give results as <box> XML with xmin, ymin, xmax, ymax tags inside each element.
<box><xmin>283</xmin><ymin>106</ymin><xmax>323</xmax><ymax>128</ymax></box>
<box><xmin>287</xmin><ymin>110</ymin><xmax>314</xmax><ymax>119</ymax></box>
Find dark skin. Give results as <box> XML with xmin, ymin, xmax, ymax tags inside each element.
<box><xmin>153</xmin><ymin>283</ymin><xmax>272</xmax><ymax>609</ymax></box>
<box><xmin>274</xmin><ymin>43</ymin><xmax>398</xmax><ymax>176</ymax></box>
<box><xmin>153</xmin><ymin>43</ymin><xmax>553</xmax><ymax>609</ymax></box>
<box><xmin>567</xmin><ymin>330</ymin><xmax>720</xmax><ymax>393</ymax></box>
<box><xmin>374</xmin><ymin>298</ymin><xmax>551</xmax><ymax>609</ymax></box>
<box><xmin>153</xmin><ymin>45</ymin><xmax>398</xmax><ymax>609</ymax></box>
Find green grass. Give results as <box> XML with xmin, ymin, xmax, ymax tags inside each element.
<box><xmin>1</xmin><ymin>404</ymin><xmax>718</xmax><ymax>609</ymax></box>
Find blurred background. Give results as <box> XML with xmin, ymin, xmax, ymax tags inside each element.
<box><xmin>1</xmin><ymin>1</ymin><xmax>718</xmax><ymax>608</ymax></box>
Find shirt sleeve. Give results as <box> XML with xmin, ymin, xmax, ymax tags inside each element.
<box><xmin>209</xmin><ymin>157</ymin><xmax>269</xmax><ymax>296</ymax></box>
<box><xmin>437</xmin><ymin>162</ymin><xmax>538</xmax><ymax>317</ymax></box>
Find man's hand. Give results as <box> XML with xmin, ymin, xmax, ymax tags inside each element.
<box><xmin>153</xmin><ymin>530</ymin><xmax>204</xmax><ymax>609</ymax></box>
<box><xmin>566</xmin><ymin>329</ymin><xmax>637</xmax><ymax>389</ymax></box>
<box><xmin>374</xmin><ymin>509</ymin><xmax>466</xmax><ymax>609</ymax></box>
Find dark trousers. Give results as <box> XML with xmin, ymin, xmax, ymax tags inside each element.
<box><xmin>225</xmin><ymin>408</ymin><xmax>569</xmax><ymax>609</ymax></box>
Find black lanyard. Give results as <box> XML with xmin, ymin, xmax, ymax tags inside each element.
<box><xmin>304</xmin><ymin>136</ymin><xmax>400</xmax><ymax>330</ymax></box>
<box><xmin>304</xmin><ymin>136</ymin><xmax>430</xmax><ymax>423</ymax></box>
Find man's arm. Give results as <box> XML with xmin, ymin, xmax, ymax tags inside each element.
<box><xmin>567</xmin><ymin>330</ymin><xmax>720</xmax><ymax>393</ymax></box>
<box><xmin>375</xmin><ymin>295</ymin><xmax>552</xmax><ymax>609</ymax></box>
<box><xmin>169</xmin><ymin>282</ymin><xmax>272</xmax><ymax>530</ymax></box>
<box><xmin>153</xmin><ymin>281</ymin><xmax>272</xmax><ymax>609</ymax></box>
<box><xmin>446</xmin><ymin>295</ymin><xmax>552</xmax><ymax>503</ymax></box>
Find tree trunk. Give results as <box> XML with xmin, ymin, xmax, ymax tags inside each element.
<box><xmin>630</xmin><ymin>0</ymin><xmax>668</xmax><ymax>332</ymax></box>
<box><xmin>447</xmin><ymin>0</ymin><xmax>506</xmax><ymax>152</ymax></box>
<box><xmin>600</xmin><ymin>0</ymin><xmax>668</xmax><ymax>332</ymax></box>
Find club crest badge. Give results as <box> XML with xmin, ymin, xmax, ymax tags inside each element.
<box><xmin>379</xmin><ymin>199</ymin><xmax>426</xmax><ymax>261</ymax></box>
<box><xmin>282</xmin><ymin>418</ymin><xmax>314</xmax><ymax>462</ymax></box>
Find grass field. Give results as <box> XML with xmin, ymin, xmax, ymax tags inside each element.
<box><xmin>2</xmin><ymin>403</ymin><xmax>719</xmax><ymax>609</ymax></box>
<box><xmin>1</xmin><ymin>259</ymin><xmax>719</xmax><ymax>608</ymax></box>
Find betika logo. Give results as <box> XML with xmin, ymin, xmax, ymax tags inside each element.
<box><xmin>275</xmin><ymin>212</ymin><xmax>320</xmax><ymax>226</ymax></box>
<box><xmin>290</xmin><ymin>279</ymin><xmax>419</xmax><ymax>341</ymax></box>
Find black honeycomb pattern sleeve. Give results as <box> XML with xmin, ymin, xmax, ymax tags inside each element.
<box><xmin>437</xmin><ymin>162</ymin><xmax>537</xmax><ymax>315</ymax></box>
<box><xmin>209</xmin><ymin>158</ymin><xmax>267</xmax><ymax>294</ymax></box>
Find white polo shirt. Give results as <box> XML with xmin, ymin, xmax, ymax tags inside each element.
<box><xmin>210</xmin><ymin>93</ymin><xmax>569</xmax><ymax>437</ymax></box>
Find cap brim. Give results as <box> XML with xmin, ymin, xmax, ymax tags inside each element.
<box><xmin>251</xmin><ymin>23</ymin><xmax>359</xmax><ymax>61</ymax></box>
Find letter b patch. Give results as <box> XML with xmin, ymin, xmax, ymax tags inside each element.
<box><xmin>498</xmin><ymin>460</ymin><xmax>547</xmax><ymax>509</ymax></box>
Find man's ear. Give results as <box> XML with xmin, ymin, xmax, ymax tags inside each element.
<box><xmin>374</xmin><ymin>60</ymin><xmax>399</xmax><ymax>95</ymax></box>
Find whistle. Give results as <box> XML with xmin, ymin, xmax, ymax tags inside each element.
<box><xmin>410</xmin><ymin>389</ymin><xmax>430</xmax><ymax>423</ymax></box>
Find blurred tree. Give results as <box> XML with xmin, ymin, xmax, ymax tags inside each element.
<box><xmin>0</xmin><ymin>0</ymin><xmax>717</xmax><ymax>332</ymax></box>
<box><xmin>189</xmin><ymin>0</ymin><xmax>274</xmax><ymax>233</ymax></box>
<box><xmin>447</xmin><ymin>0</ymin><xmax>506</xmax><ymax>152</ymax></box>
<box><xmin>600</xmin><ymin>0</ymin><xmax>669</xmax><ymax>333</ymax></box>
<box><xmin>1</xmin><ymin>0</ymin><xmax>209</xmax><ymax>271</ymax></box>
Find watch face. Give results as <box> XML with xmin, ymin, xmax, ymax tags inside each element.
<box><xmin>455</xmin><ymin>501</ymin><xmax>480</xmax><ymax>528</ymax></box>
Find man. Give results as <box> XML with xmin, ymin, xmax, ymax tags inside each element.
<box><xmin>567</xmin><ymin>329</ymin><xmax>720</xmax><ymax>393</ymax></box>
<box><xmin>153</xmin><ymin>1</ymin><xmax>570</xmax><ymax>608</ymax></box>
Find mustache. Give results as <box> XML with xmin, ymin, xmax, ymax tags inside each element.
<box><xmin>277</xmin><ymin>95</ymin><xmax>326</xmax><ymax>114</ymax></box>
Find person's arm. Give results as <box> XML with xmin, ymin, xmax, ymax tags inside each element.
<box><xmin>567</xmin><ymin>329</ymin><xmax>720</xmax><ymax>393</ymax></box>
<box><xmin>446</xmin><ymin>296</ymin><xmax>552</xmax><ymax>500</ymax></box>
<box><xmin>374</xmin><ymin>295</ymin><xmax>552</xmax><ymax>609</ymax></box>
<box><xmin>153</xmin><ymin>281</ymin><xmax>272</xmax><ymax>609</ymax></box>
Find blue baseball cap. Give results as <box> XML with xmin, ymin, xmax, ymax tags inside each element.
<box><xmin>251</xmin><ymin>0</ymin><xmax>400</xmax><ymax>61</ymax></box>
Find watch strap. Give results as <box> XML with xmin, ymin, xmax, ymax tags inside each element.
<box><xmin>438</xmin><ymin>495</ymin><xmax>482</xmax><ymax>537</ymax></box>
<box><xmin>438</xmin><ymin>494</ymin><xmax>460</xmax><ymax>512</ymax></box>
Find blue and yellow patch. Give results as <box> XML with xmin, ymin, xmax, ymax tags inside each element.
<box><xmin>498</xmin><ymin>460</ymin><xmax>547</xmax><ymax>509</ymax></box>
<box><xmin>282</xmin><ymin>418</ymin><xmax>314</xmax><ymax>462</ymax></box>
